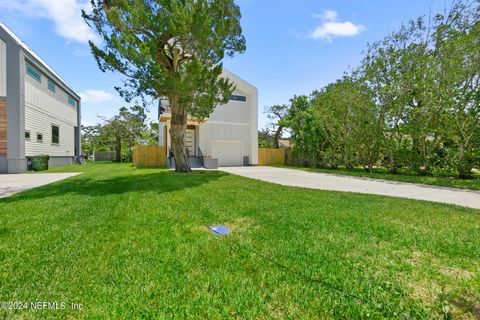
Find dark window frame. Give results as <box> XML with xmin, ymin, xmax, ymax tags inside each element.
<box><xmin>51</xmin><ymin>125</ymin><xmax>60</xmax><ymax>145</ymax></box>
<box><xmin>26</xmin><ymin>64</ymin><xmax>42</xmax><ymax>82</ymax></box>
<box><xmin>68</xmin><ymin>96</ymin><xmax>76</xmax><ymax>107</ymax></box>
<box><xmin>36</xmin><ymin>132</ymin><xmax>43</xmax><ymax>143</ymax></box>
<box><xmin>25</xmin><ymin>131</ymin><xmax>31</xmax><ymax>140</ymax></box>
<box><xmin>230</xmin><ymin>95</ymin><xmax>247</xmax><ymax>102</ymax></box>
<box><xmin>47</xmin><ymin>79</ymin><xmax>56</xmax><ymax>93</ymax></box>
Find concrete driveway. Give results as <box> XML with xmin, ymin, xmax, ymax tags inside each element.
<box><xmin>221</xmin><ymin>166</ymin><xmax>480</xmax><ymax>209</ymax></box>
<box><xmin>0</xmin><ymin>173</ymin><xmax>81</xmax><ymax>198</ymax></box>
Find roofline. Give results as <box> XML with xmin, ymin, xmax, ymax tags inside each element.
<box><xmin>0</xmin><ymin>22</ymin><xmax>81</xmax><ymax>101</ymax></box>
<box><xmin>222</xmin><ymin>68</ymin><xmax>258</xmax><ymax>94</ymax></box>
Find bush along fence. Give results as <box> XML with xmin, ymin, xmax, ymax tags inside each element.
<box><xmin>133</xmin><ymin>145</ymin><xmax>167</xmax><ymax>167</ymax></box>
<box><xmin>258</xmin><ymin>148</ymin><xmax>285</xmax><ymax>166</ymax></box>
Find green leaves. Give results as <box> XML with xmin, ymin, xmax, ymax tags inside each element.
<box><xmin>82</xmin><ymin>106</ymin><xmax>156</xmax><ymax>161</ymax></box>
<box><xmin>83</xmin><ymin>0</ymin><xmax>246</xmax><ymax>171</ymax></box>
<box><xmin>84</xmin><ymin>0</ymin><xmax>245</xmax><ymax>111</ymax></box>
<box><xmin>282</xmin><ymin>1</ymin><xmax>480</xmax><ymax>177</ymax></box>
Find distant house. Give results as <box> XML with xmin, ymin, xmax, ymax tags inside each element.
<box><xmin>159</xmin><ymin>69</ymin><xmax>258</xmax><ymax>167</ymax></box>
<box><xmin>0</xmin><ymin>23</ymin><xmax>81</xmax><ymax>173</ymax></box>
<box><xmin>278</xmin><ymin>139</ymin><xmax>291</xmax><ymax>148</ymax></box>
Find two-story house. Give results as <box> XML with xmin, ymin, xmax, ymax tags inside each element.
<box><xmin>159</xmin><ymin>69</ymin><xmax>258</xmax><ymax>167</ymax></box>
<box><xmin>0</xmin><ymin>23</ymin><xmax>81</xmax><ymax>173</ymax></box>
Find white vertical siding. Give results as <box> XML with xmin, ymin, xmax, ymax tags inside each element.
<box><xmin>208</xmin><ymin>89</ymin><xmax>250</xmax><ymax>124</ymax></box>
<box><xmin>198</xmin><ymin>122</ymin><xmax>251</xmax><ymax>159</ymax></box>
<box><xmin>166</xmin><ymin>89</ymin><xmax>253</xmax><ymax>157</ymax></box>
<box><xmin>198</xmin><ymin>87</ymin><xmax>255</xmax><ymax>163</ymax></box>
<box><xmin>24</xmin><ymin>106</ymin><xmax>74</xmax><ymax>156</ymax></box>
<box><xmin>24</xmin><ymin>74</ymin><xmax>77</xmax><ymax>125</ymax></box>
<box><xmin>0</xmin><ymin>39</ymin><xmax>6</xmax><ymax>97</ymax></box>
<box><xmin>24</xmin><ymin>66</ymin><xmax>78</xmax><ymax>157</ymax></box>
<box><xmin>163</xmin><ymin>69</ymin><xmax>258</xmax><ymax>164</ymax></box>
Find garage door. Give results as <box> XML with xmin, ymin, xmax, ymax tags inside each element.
<box><xmin>212</xmin><ymin>141</ymin><xmax>243</xmax><ymax>166</ymax></box>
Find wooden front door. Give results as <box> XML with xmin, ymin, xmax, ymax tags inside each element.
<box><xmin>185</xmin><ymin>128</ymin><xmax>195</xmax><ymax>156</ymax></box>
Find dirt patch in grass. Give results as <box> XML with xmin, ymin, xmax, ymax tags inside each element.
<box><xmin>387</xmin><ymin>218</ymin><xmax>431</xmax><ymax>233</ymax></box>
<box><xmin>226</xmin><ymin>217</ymin><xmax>254</xmax><ymax>234</ymax></box>
<box><xmin>451</xmin><ymin>296</ymin><xmax>480</xmax><ymax>320</ymax></box>
<box><xmin>405</xmin><ymin>250</ymin><xmax>425</xmax><ymax>266</ymax></box>
<box><xmin>407</xmin><ymin>278</ymin><xmax>442</xmax><ymax>307</ymax></box>
<box><xmin>440</xmin><ymin>267</ymin><xmax>475</xmax><ymax>280</ymax></box>
<box><xmin>401</xmin><ymin>249</ymin><xmax>444</xmax><ymax>268</ymax></box>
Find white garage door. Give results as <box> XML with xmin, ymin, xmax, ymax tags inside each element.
<box><xmin>212</xmin><ymin>141</ymin><xmax>243</xmax><ymax>167</ymax></box>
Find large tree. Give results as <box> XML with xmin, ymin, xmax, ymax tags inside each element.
<box><xmin>264</xmin><ymin>104</ymin><xmax>289</xmax><ymax>148</ymax></box>
<box><xmin>100</xmin><ymin>106</ymin><xmax>150</xmax><ymax>162</ymax></box>
<box><xmin>284</xmin><ymin>95</ymin><xmax>325</xmax><ymax>167</ymax></box>
<box><xmin>83</xmin><ymin>0</ymin><xmax>246</xmax><ymax>172</ymax></box>
<box><xmin>434</xmin><ymin>2</ymin><xmax>480</xmax><ymax>178</ymax></box>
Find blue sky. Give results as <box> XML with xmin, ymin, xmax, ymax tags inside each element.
<box><xmin>0</xmin><ymin>0</ymin><xmax>449</xmax><ymax>129</ymax></box>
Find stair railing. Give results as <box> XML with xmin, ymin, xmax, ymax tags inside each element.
<box><xmin>198</xmin><ymin>147</ymin><xmax>204</xmax><ymax>167</ymax></box>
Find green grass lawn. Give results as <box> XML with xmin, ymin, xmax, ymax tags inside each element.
<box><xmin>277</xmin><ymin>165</ymin><xmax>480</xmax><ymax>191</ymax></box>
<box><xmin>1</xmin><ymin>162</ymin><xmax>479</xmax><ymax>319</ymax></box>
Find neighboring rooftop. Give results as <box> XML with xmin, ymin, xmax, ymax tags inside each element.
<box><xmin>278</xmin><ymin>139</ymin><xmax>291</xmax><ymax>148</ymax></box>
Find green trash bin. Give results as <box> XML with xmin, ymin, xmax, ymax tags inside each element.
<box><xmin>31</xmin><ymin>158</ymin><xmax>45</xmax><ymax>171</ymax></box>
<box><xmin>31</xmin><ymin>155</ymin><xmax>49</xmax><ymax>171</ymax></box>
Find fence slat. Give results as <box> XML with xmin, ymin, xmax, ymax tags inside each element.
<box><xmin>258</xmin><ymin>148</ymin><xmax>285</xmax><ymax>166</ymax></box>
<box><xmin>133</xmin><ymin>145</ymin><xmax>167</xmax><ymax>167</ymax></box>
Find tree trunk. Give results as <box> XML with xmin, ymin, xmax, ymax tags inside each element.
<box><xmin>457</xmin><ymin>145</ymin><xmax>471</xmax><ymax>179</ymax></box>
<box><xmin>115</xmin><ymin>134</ymin><xmax>122</xmax><ymax>162</ymax></box>
<box><xmin>274</xmin><ymin>125</ymin><xmax>283</xmax><ymax>148</ymax></box>
<box><xmin>169</xmin><ymin>95</ymin><xmax>191</xmax><ymax>173</ymax></box>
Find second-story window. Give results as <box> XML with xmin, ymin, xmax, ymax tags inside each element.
<box><xmin>26</xmin><ymin>64</ymin><xmax>41</xmax><ymax>82</ymax></box>
<box><xmin>68</xmin><ymin>96</ymin><xmax>76</xmax><ymax>107</ymax></box>
<box><xmin>48</xmin><ymin>80</ymin><xmax>56</xmax><ymax>93</ymax></box>
<box><xmin>230</xmin><ymin>95</ymin><xmax>247</xmax><ymax>102</ymax></box>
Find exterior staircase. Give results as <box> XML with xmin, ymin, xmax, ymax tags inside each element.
<box><xmin>188</xmin><ymin>156</ymin><xmax>203</xmax><ymax>168</ymax></box>
<box><xmin>168</xmin><ymin>156</ymin><xmax>203</xmax><ymax>169</ymax></box>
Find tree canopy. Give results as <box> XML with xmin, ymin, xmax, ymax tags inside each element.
<box><xmin>82</xmin><ymin>106</ymin><xmax>157</xmax><ymax>162</ymax></box>
<box><xmin>83</xmin><ymin>0</ymin><xmax>246</xmax><ymax>171</ymax></box>
<box><xmin>268</xmin><ymin>0</ymin><xmax>480</xmax><ymax>178</ymax></box>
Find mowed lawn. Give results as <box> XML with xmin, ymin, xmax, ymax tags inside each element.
<box><xmin>0</xmin><ymin>163</ymin><xmax>479</xmax><ymax>319</ymax></box>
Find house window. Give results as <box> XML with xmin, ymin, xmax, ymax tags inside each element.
<box><xmin>37</xmin><ymin>133</ymin><xmax>43</xmax><ymax>143</ymax></box>
<box><xmin>230</xmin><ymin>95</ymin><xmax>247</xmax><ymax>102</ymax></box>
<box><xmin>48</xmin><ymin>79</ymin><xmax>56</xmax><ymax>92</ymax></box>
<box><xmin>25</xmin><ymin>131</ymin><xmax>31</xmax><ymax>140</ymax></box>
<box><xmin>68</xmin><ymin>96</ymin><xmax>76</xmax><ymax>107</ymax></box>
<box><xmin>51</xmin><ymin>125</ymin><xmax>59</xmax><ymax>144</ymax></box>
<box><xmin>26</xmin><ymin>64</ymin><xmax>41</xmax><ymax>82</ymax></box>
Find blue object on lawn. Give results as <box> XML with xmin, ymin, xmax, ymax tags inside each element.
<box><xmin>207</xmin><ymin>225</ymin><xmax>229</xmax><ymax>236</ymax></box>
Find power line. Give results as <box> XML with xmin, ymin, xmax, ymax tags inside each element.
<box><xmin>206</xmin><ymin>225</ymin><xmax>415</xmax><ymax>319</ymax></box>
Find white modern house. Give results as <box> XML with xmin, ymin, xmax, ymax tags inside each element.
<box><xmin>0</xmin><ymin>23</ymin><xmax>81</xmax><ymax>173</ymax></box>
<box><xmin>159</xmin><ymin>69</ymin><xmax>258</xmax><ymax>167</ymax></box>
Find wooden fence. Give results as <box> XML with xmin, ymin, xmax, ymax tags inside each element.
<box><xmin>133</xmin><ymin>145</ymin><xmax>167</xmax><ymax>167</ymax></box>
<box><xmin>258</xmin><ymin>148</ymin><xmax>285</xmax><ymax>166</ymax></box>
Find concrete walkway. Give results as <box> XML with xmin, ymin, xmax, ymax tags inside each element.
<box><xmin>0</xmin><ymin>173</ymin><xmax>81</xmax><ymax>198</ymax></box>
<box><xmin>221</xmin><ymin>166</ymin><xmax>480</xmax><ymax>209</ymax></box>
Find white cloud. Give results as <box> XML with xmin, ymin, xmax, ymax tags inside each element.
<box><xmin>309</xmin><ymin>10</ymin><xmax>365</xmax><ymax>41</ymax></box>
<box><xmin>79</xmin><ymin>90</ymin><xmax>117</xmax><ymax>104</ymax></box>
<box><xmin>0</xmin><ymin>0</ymin><xmax>100</xmax><ymax>44</ymax></box>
